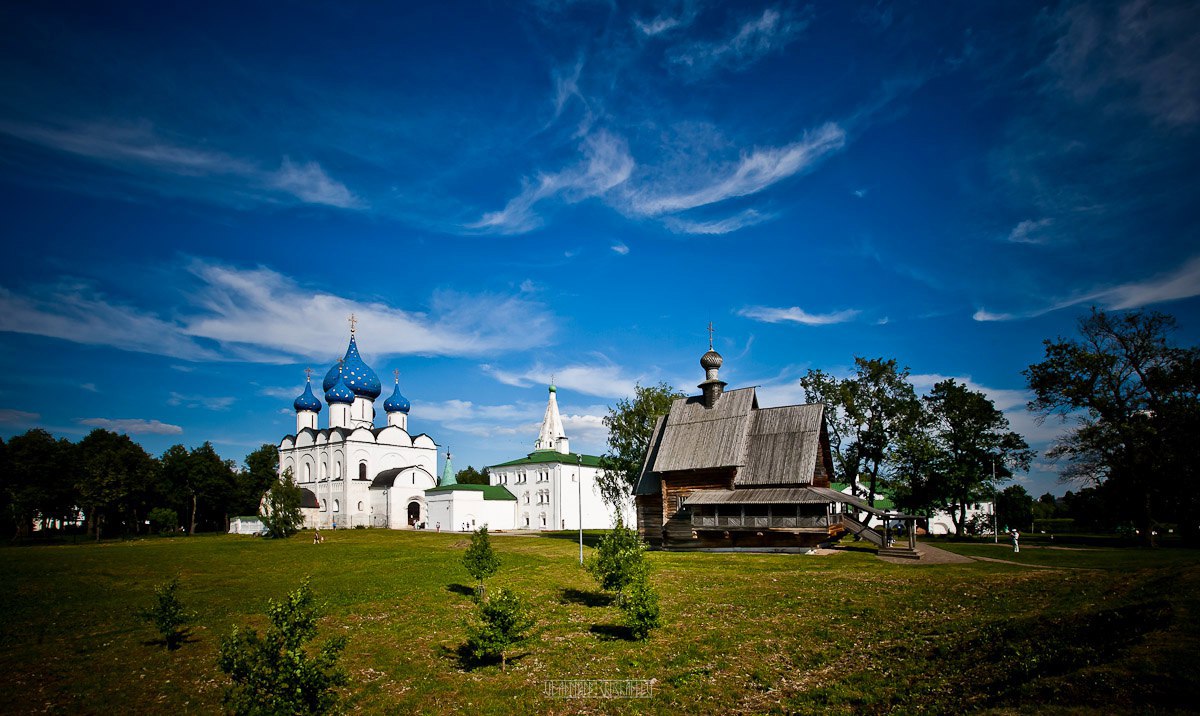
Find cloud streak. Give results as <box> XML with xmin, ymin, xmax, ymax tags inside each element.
<box><xmin>481</xmin><ymin>358</ymin><xmax>643</xmax><ymax>399</ymax></box>
<box><xmin>738</xmin><ymin>305</ymin><xmax>861</xmax><ymax>326</ymax></box>
<box><xmin>0</xmin><ymin>260</ymin><xmax>555</xmax><ymax>363</ymax></box>
<box><xmin>668</xmin><ymin>6</ymin><xmax>813</xmax><ymax>76</ymax></box>
<box><xmin>79</xmin><ymin>417</ymin><xmax>183</xmax><ymax>435</ymax></box>
<box><xmin>974</xmin><ymin>255</ymin><xmax>1200</xmax><ymax>321</ymax></box>
<box><xmin>0</xmin><ymin>121</ymin><xmax>362</xmax><ymax>209</ymax></box>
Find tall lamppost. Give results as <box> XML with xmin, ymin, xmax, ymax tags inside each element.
<box><xmin>992</xmin><ymin>460</ymin><xmax>998</xmax><ymax>544</ymax></box>
<box><xmin>578</xmin><ymin>454</ymin><xmax>584</xmax><ymax>565</ymax></box>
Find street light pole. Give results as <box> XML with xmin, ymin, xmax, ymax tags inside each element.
<box><xmin>992</xmin><ymin>460</ymin><xmax>998</xmax><ymax>544</ymax></box>
<box><xmin>578</xmin><ymin>454</ymin><xmax>584</xmax><ymax>565</ymax></box>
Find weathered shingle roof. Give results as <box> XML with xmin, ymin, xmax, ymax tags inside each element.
<box><xmin>650</xmin><ymin>388</ymin><xmax>757</xmax><ymax>472</ymax></box>
<box><xmin>737</xmin><ymin>404</ymin><xmax>825</xmax><ymax>486</ymax></box>
<box><xmin>634</xmin><ymin>388</ymin><xmax>828</xmax><ymax>494</ymax></box>
<box><xmin>683</xmin><ymin>487</ymin><xmax>834</xmax><ymax>505</ymax></box>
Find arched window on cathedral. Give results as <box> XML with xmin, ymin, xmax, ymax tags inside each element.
<box><xmin>333</xmin><ymin>499</ymin><xmax>340</xmax><ymax>513</ymax></box>
<box><xmin>357</xmin><ymin>501</ymin><xmax>363</xmax><ymax>511</ymax></box>
<box><xmin>303</xmin><ymin>463</ymin><xmax>311</xmax><ymax>482</ymax></box>
<box><xmin>321</xmin><ymin>499</ymin><xmax>327</xmax><ymax>512</ymax></box>
<box><xmin>335</xmin><ymin>461</ymin><xmax>342</xmax><ymax>480</ymax></box>
<box><xmin>359</xmin><ymin>462</ymin><xmax>367</xmax><ymax>480</ymax></box>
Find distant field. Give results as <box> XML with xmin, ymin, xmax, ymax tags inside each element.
<box><xmin>1</xmin><ymin>531</ymin><xmax>1197</xmax><ymax>715</ymax></box>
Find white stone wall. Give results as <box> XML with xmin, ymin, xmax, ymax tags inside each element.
<box><xmin>489</xmin><ymin>462</ymin><xmax>632</xmax><ymax>530</ymax></box>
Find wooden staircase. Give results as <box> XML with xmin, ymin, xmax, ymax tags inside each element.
<box><xmin>842</xmin><ymin>514</ymin><xmax>922</xmax><ymax>560</ymax></box>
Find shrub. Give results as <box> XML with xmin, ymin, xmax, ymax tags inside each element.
<box><xmin>138</xmin><ymin>577</ymin><xmax>194</xmax><ymax>650</ymax></box>
<box><xmin>147</xmin><ymin>507</ymin><xmax>179</xmax><ymax>535</ymax></box>
<box><xmin>462</xmin><ymin>526</ymin><xmax>500</xmax><ymax>600</ymax></box>
<box><xmin>586</xmin><ymin>517</ymin><xmax>648</xmax><ymax>594</ymax></box>
<box><xmin>465</xmin><ymin>587</ymin><xmax>535</xmax><ymax>671</ymax></box>
<box><xmin>260</xmin><ymin>468</ymin><xmax>304</xmax><ymax>539</ymax></box>
<box><xmin>620</xmin><ymin>575</ymin><xmax>661</xmax><ymax>640</ymax></box>
<box><xmin>217</xmin><ymin>580</ymin><xmax>346</xmax><ymax>716</ymax></box>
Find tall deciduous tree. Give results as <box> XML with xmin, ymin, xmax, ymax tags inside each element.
<box><xmin>77</xmin><ymin>429</ymin><xmax>155</xmax><ymax>540</ymax></box>
<box><xmin>455</xmin><ymin>466</ymin><xmax>491</xmax><ymax>485</ymax></box>
<box><xmin>6</xmin><ymin>429</ymin><xmax>76</xmax><ymax>536</ymax></box>
<box><xmin>236</xmin><ymin>444</ymin><xmax>280</xmax><ymax>516</ymax></box>
<box><xmin>801</xmin><ymin>358</ymin><xmax>921</xmax><ymax>514</ymax></box>
<box><xmin>1025</xmin><ymin>308</ymin><xmax>1200</xmax><ymax>545</ymax></box>
<box><xmin>261</xmin><ymin>468</ymin><xmax>303</xmax><ymax>539</ymax></box>
<box><xmin>598</xmin><ymin>383</ymin><xmax>683</xmax><ymax>510</ymax></box>
<box><xmin>922</xmin><ymin>380</ymin><xmax>1033</xmax><ymax>535</ymax></box>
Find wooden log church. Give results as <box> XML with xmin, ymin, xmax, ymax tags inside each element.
<box><xmin>634</xmin><ymin>336</ymin><xmax>900</xmax><ymax>552</ymax></box>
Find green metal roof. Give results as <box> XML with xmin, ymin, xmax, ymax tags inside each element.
<box><xmin>424</xmin><ymin>484</ymin><xmax>517</xmax><ymax>501</ymax></box>
<box><xmin>488</xmin><ymin>450</ymin><xmax>602</xmax><ymax>468</ymax></box>
<box><xmin>829</xmin><ymin>482</ymin><xmax>896</xmax><ymax>510</ymax></box>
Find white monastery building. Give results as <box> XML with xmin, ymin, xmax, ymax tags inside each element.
<box><xmin>278</xmin><ymin>320</ymin><xmax>439</xmax><ymax>530</ymax></box>
<box><xmin>276</xmin><ymin>319</ymin><xmax>629</xmax><ymax>532</ymax></box>
<box><xmin>485</xmin><ymin>383</ymin><xmax>635</xmax><ymax>531</ymax></box>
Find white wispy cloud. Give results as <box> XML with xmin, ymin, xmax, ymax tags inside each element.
<box><xmin>611</xmin><ymin>242</ymin><xmax>630</xmax><ymax>255</ymax></box>
<box><xmin>259</xmin><ymin>386</ymin><xmax>302</xmax><ymax>400</ymax></box>
<box><xmin>79</xmin><ymin>417</ymin><xmax>183</xmax><ymax>435</ymax></box>
<box><xmin>634</xmin><ymin>1</ymin><xmax>699</xmax><ymax>36</ymax></box>
<box><xmin>663</xmin><ymin>209</ymin><xmax>773</xmax><ymax>235</ymax></box>
<box><xmin>0</xmin><ymin>260</ymin><xmax>555</xmax><ymax>363</ymax></box>
<box><xmin>629</xmin><ymin>123</ymin><xmax>845</xmax><ymax>215</ymax></box>
<box><xmin>738</xmin><ymin>305</ymin><xmax>861</xmax><ymax>326</ymax></box>
<box><xmin>0</xmin><ymin>121</ymin><xmax>361</xmax><ymax>209</ymax></box>
<box><xmin>0</xmin><ymin>408</ymin><xmax>40</xmax><ymax>425</ymax></box>
<box><xmin>80</xmin><ymin>383</ymin><xmax>99</xmax><ymax>392</ymax></box>
<box><xmin>974</xmin><ymin>255</ymin><xmax>1200</xmax><ymax>321</ymax></box>
<box><xmin>480</xmin><ymin>358</ymin><xmax>643</xmax><ymax>398</ymax></box>
<box><xmin>1007</xmin><ymin>218</ymin><xmax>1054</xmax><ymax>244</ymax></box>
<box><xmin>668</xmin><ymin>5</ymin><xmax>813</xmax><ymax>75</ymax></box>
<box><xmin>167</xmin><ymin>392</ymin><xmax>236</xmax><ymax>410</ymax></box>
<box><xmin>470</xmin><ymin>130</ymin><xmax>634</xmax><ymax>234</ymax></box>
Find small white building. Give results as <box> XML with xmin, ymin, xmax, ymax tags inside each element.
<box><xmin>486</xmin><ymin>384</ymin><xmax>634</xmax><ymax>530</ymax></box>
<box><xmin>277</xmin><ymin>321</ymin><xmax>440</xmax><ymax>530</ymax></box>
<box><xmin>425</xmin><ymin>450</ymin><xmax>518</xmax><ymax>532</ymax></box>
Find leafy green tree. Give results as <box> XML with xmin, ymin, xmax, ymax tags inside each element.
<box><xmin>620</xmin><ymin>575</ymin><xmax>661</xmax><ymax>640</ymax></box>
<box><xmin>147</xmin><ymin>507</ymin><xmax>179</xmax><ymax>534</ymax></box>
<box><xmin>6</xmin><ymin>429</ymin><xmax>77</xmax><ymax>536</ymax></box>
<box><xmin>462</xmin><ymin>525</ymin><xmax>500</xmax><ymax>599</ymax></box>
<box><xmin>996</xmin><ymin>484</ymin><xmax>1034</xmax><ymax>532</ymax></box>
<box><xmin>1025</xmin><ymin>308</ymin><xmax>1200</xmax><ymax>545</ymax></box>
<box><xmin>465</xmin><ymin>587</ymin><xmax>535</xmax><ymax>671</ymax></box>
<box><xmin>598</xmin><ymin>382</ymin><xmax>683</xmax><ymax>509</ymax></box>
<box><xmin>138</xmin><ymin>577</ymin><xmax>194</xmax><ymax>650</ymax></box>
<box><xmin>801</xmin><ymin>358</ymin><xmax>922</xmax><ymax>513</ymax></box>
<box><xmin>455</xmin><ymin>465</ymin><xmax>491</xmax><ymax>485</ymax></box>
<box><xmin>186</xmin><ymin>442</ymin><xmax>238</xmax><ymax>533</ymax></box>
<box><xmin>234</xmin><ymin>444</ymin><xmax>280</xmax><ymax>517</ymax></box>
<box><xmin>585</xmin><ymin>518</ymin><xmax>648</xmax><ymax>594</ymax></box>
<box><xmin>218</xmin><ymin>580</ymin><xmax>347</xmax><ymax>716</ymax></box>
<box><xmin>77</xmin><ymin>429</ymin><xmax>155</xmax><ymax>540</ymax></box>
<box><xmin>922</xmin><ymin>380</ymin><xmax>1034</xmax><ymax>535</ymax></box>
<box><xmin>261</xmin><ymin>468</ymin><xmax>303</xmax><ymax>539</ymax></box>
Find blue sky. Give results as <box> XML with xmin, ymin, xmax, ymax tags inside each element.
<box><xmin>1</xmin><ymin>1</ymin><xmax>1197</xmax><ymax>498</ymax></box>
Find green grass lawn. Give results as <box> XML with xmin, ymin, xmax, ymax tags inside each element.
<box><xmin>1</xmin><ymin>530</ymin><xmax>1198</xmax><ymax>715</ymax></box>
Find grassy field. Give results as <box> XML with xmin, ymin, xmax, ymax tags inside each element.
<box><xmin>1</xmin><ymin>531</ymin><xmax>1198</xmax><ymax>715</ymax></box>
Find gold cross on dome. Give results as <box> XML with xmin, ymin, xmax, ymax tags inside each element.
<box><xmin>707</xmin><ymin>321</ymin><xmax>715</xmax><ymax>350</ymax></box>
<box><xmin>393</xmin><ymin>369</ymin><xmax>400</xmax><ymax>383</ymax></box>
<box><xmin>348</xmin><ymin>313</ymin><xmax>357</xmax><ymax>334</ymax></box>
<box><xmin>304</xmin><ymin>366</ymin><xmax>313</xmax><ymax>381</ymax></box>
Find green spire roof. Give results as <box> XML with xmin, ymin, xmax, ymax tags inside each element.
<box><xmin>440</xmin><ymin>448</ymin><xmax>457</xmax><ymax>486</ymax></box>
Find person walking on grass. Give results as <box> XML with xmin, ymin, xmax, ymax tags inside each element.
<box><xmin>313</xmin><ymin>528</ymin><xmax>323</xmax><ymax>545</ymax></box>
<box><xmin>1012</xmin><ymin>529</ymin><xmax>1020</xmax><ymax>553</ymax></box>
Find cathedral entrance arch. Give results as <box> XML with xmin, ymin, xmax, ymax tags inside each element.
<box><xmin>407</xmin><ymin>500</ymin><xmax>421</xmax><ymax>526</ymax></box>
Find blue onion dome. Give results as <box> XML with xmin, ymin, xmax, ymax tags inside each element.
<box><xmin>384</xmin><ymin>380</ymin><xmax>410</xmax><ymax>414</ymax></box>
<box><xmin>294</xmin><ymin>380</ymin><xmax>323</xmax><ymax>413</ymax></box>
<box><xmin>323</xmin><ymin>335</ymin><xmax>381</xmax><ymax>400</ymax></box>
<box><xmin>325</xmin><ymin>368</ymin><xmax>355</xmax><ymax>405</ymax></box>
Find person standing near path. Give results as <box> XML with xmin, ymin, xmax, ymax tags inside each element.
<box><xmin>313</xmin><ymin>528</ymin><xmax>323</xmax><ymax>545</ymax></box>
<box><xmin>1012</xmin><ymin>529</ymin><xmax>1020</xmax><ymax>553</ymax></box>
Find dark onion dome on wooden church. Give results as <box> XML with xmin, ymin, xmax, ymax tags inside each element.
<box><xmin>322</xmin><ymin>320</ymin><xmax>382</xmax><ymax>400</ymax></box>
<box><xmin>324</xmin><ymin>365</ymin><xmax>355</xmax><ymax>405</ymax></box>
<box><xmin>700</xmin><ymin>348</ymin><xmax>723</xmax><ymax>371</ymax></box>
<box><xmin>384</xmin><ymin>377</ymin><xmax>410</xmax><ymax>414</ymax></box>
<box><xmin>293</xmin><ymin>377</ymin><xmax>323</xmax><ymax>413</ymax></box>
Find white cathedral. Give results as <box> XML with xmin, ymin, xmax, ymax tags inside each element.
<box><xmin>277</xmin><ymin>320</ymin><xmax>632</xmax><ymax>532</ymax></box>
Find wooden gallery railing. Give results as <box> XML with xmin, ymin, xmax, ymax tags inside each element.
<box><xmin>691</xmin><ymin>512</ymin><xmax>843</xmax><ymax>530</ymax></box>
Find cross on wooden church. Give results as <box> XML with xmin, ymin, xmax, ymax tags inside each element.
<box><xmin>707</xmin><ymin>321</ymin><xmax>715</xmax><ymax>350</ymax></box>
<box><xmin>348</xmin><ymin>313</ymin><xmax>357</xmax><ymax>334</ymax></box>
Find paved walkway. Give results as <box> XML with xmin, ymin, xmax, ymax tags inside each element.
<box><xmin>875</xmin><ymin>541</ymin><xmax>975</xmax><ymax>565</ymax></box>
